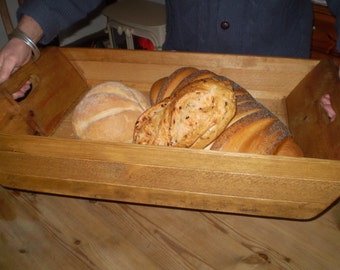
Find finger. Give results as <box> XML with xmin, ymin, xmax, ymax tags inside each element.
<box><xmin>320</xmin><ymin>94</ymin><xmax>336</xmax><ymax>122</ymax></box>
<box><xmin>12</xmin><ymin>80</ymin><xmax>32</xmax><ymax>100</ymax></box>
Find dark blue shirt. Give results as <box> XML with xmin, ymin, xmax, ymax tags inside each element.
<box><xmin>17</xmin><ymin>0</ymin><xmax>340</xmax><ymax>58</ymax></box>
<box><xmin>163</xmin><ymin>0</ymin><xmax>340</xmax><ymax>58</ymax></box>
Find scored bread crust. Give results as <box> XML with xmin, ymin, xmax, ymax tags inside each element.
<box><xmin>72</xmin><ymin>82</ymin><xmax>150</xmax><ymax>143</ymax></box>
<box><xmin>155</xmin><ymin>66</ymin><xmax>199</xmax><ymax>103</ymax></box>
<box><xmin>150</xmin><ymin>77</ymin><xmax>167</xmax><ymax>105</ymax></box>
<box><xmin>210</xmin><ymin>82</ymin><xmax>303</xmax><ymax>156</ymax></box>
<box><xmin>172</xmin><ymin>69</ymin><xmax>217</xmax><ymax>96</ymax></box>
<box><xmin>210</xmin><ymin>109</ymin><xmax>289</xmax><ymax>154</ymax></box>
<box><xmin>134</xmin><ymin>77</ymin><xmax>236</xmax><ymax>148</ymax></box>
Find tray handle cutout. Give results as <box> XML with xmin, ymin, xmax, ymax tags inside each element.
<box><xmin>0</xmin><ymin>47</ymin><xmax>89</xmax><ymax>136</ymax></box>
<box><xmin>286</xmin><ymin>59</ymin><xmax>340</xmax><ymax>160</ymax></box>
<box><xmin>14</xmin><ymin>74</ymin><xmax>40</xmax><ymax>102</ymax></box>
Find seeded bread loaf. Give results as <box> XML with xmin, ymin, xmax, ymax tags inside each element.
<box><xmin>134</xmin><ymin>76</ymin><xmax>236</xmax><ymax>149</ymax></box>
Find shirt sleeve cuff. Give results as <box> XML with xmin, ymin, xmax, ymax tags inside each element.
<box><xmin>17</xmin><ymin>0</ymin><xmax>61</xmax><ymax>44</ymax></box>
<box><xmin>17</xmin><ymin>0</ymin><xmax>103</xmax><ymax>45</ymax></box>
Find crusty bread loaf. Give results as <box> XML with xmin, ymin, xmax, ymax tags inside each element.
<box><xmin>148</xmin><ymin>67</ymin><xmax>303</xmax><ymax>157</ymax></box>
<box><xmin>210</xmin><ymin>83</ymin><xmax>303</xmax><ymax>156</ymax></box>
<box><xmin>273</xmin><ymin>136</ymin><xmax>304</xmax><ymax>157</ymax></box>
<box><xmin>72</xmin><ymin>82</ymin><xmax>150</xmax><ymax>143</ymax></box>
<box><xmin>134</xmin><ymin>76</ymin><xmax>236</xmax><ymax>149</ymax></box>
<box><xmin>154</xmin><ymin>67</ymin><xmax>199</xmax><ymax>104</ymax></box>
<box><xmin>169</xmin><ymin>69</ymin><xmax>217</xmax><ymax>97</ymax></box>
<box><xmin>150</xmin><ymin>77</ymin><xmax>167</xmax><ymax>105</ymax></box>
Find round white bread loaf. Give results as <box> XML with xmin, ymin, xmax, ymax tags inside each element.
<box><xmin>72</xmin><ymin>82</ymin><xmax>150</xmax><ymax>143</ymax></box>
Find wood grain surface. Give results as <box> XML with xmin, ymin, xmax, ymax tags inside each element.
<box><xmin>287</xmin><ymin>59</ymin><xmax>340</xmax><ymax>160</ymax></box>
<box><xmin>0</xmin><ymin>187</ymin><xmax>339</xmax><ymax>270</ymax></box>
<box><xmin>0</xmin><ymin>132</ymin><xmax>339</xmax><ymax>220</ymax></box>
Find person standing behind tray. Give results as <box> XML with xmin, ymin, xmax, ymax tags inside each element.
<box><xmin>1</xmin><ymin>0</ymin><xmax>340</xmax><ymax>87</ymax></box>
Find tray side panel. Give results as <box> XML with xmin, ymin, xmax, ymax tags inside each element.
<box><xmin>0</xmin><ymin>47</ymin><xmax>89</xmax><ymax>135</ymax></box>
<box><xmin>0</xmin><ymin>134</ymin><xmax>339</xmax><ymax>220</ymax></box>
<box><xmin>287</xmin><ymin>59</ymin><xmax>340</xmax><ymax>160</ymax></box>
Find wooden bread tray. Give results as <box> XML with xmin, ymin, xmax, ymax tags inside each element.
<box><xmin>0</xmin><ymin>47</ymin><xmax>339</xmax><ymax>220</ymax></box>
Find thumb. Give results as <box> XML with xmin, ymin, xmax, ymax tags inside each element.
<box><xmin>0</xmin><ymin>61</ymin><xmax>17</xmax><ymax>84</ymax></box>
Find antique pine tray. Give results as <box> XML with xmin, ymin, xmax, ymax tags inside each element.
<box><xmin>0</xmin><ymin>47</ymin><xmax>339</xmax><ymax>220</ymax></box>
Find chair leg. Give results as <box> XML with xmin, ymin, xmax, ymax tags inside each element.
<box><xmin>0</xmin><ymin>0</ymin><xmax>14</xmax><ymax>35</ymax></box>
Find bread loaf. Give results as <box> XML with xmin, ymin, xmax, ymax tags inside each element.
<box><xmin>134</xmin><ymin>76</ymin><xmax>236</xmax><ymax>149</ymax></box>
<box><xmin>72</xmin><ymin>82</ymin><xmax>150</xmax><ymax>143</ymax></box>
<box><xmin>210</xmin><ymin>83</ymin><xmax>303</xmax><ymax>156</ymax></box>
<box><xmin>154</xmin><ymin>69</ymin><xmax>217</xmax><ymax>103</ymax></box>
<box><xmin>152</xmin><ymin>67</ymin><xmax>199</xmax><ymax>104</ymax></box>
<box><xmin>148</xmin><ymin>67</ymin><xmax>303</xmax><ymax>157</ymax></box>
<box><xmin>150</xmin><ymin>77</ymin><xmax>167</xmax><ymax>104</ymax></box>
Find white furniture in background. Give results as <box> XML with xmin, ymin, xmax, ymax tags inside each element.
<box><xmin>1</xmin><ymin>0</ymin><xmax>166</xmax><ymax>49</ymax></box>
<box><xmin>103</xmin><ymin>0</ymin><xmax>166</xmax><ymax>50</ymax></box>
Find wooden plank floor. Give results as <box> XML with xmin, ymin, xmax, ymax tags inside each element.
<box><xmin>0</xmin><ymin>186</ymin><xmax>339</xmax><ymax>270</ymax></box>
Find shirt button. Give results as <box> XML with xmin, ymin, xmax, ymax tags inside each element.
<box><xmin>220</xmin><ymin>21</ymin><xmax>230</xmax><ymax>30</ymax></box>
